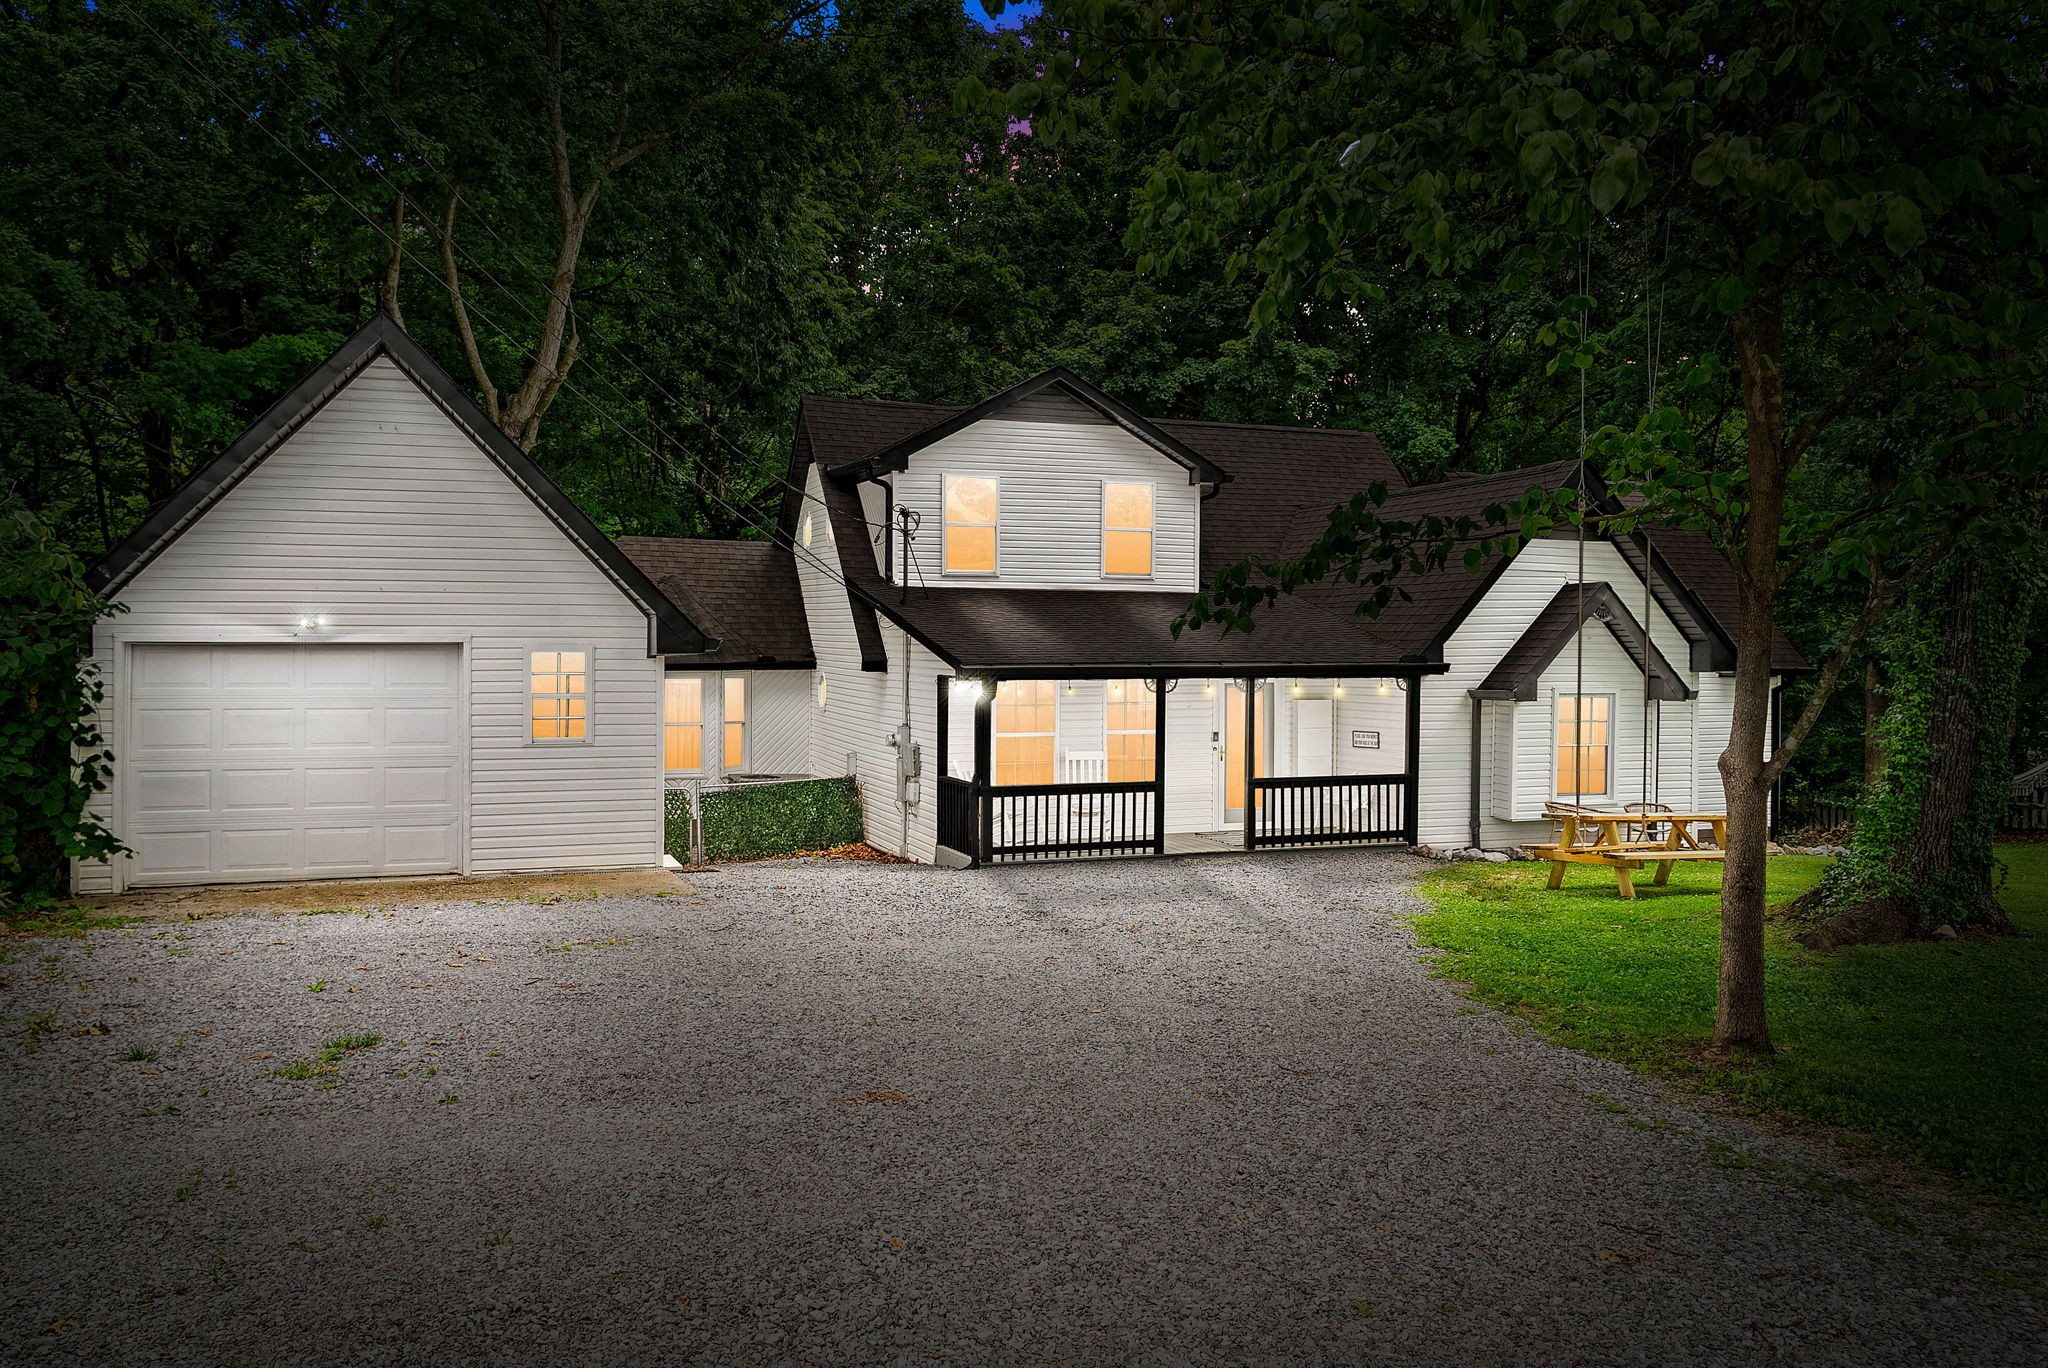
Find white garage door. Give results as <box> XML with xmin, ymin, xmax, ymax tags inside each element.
<box><xmin>125</xmin><ymin>644</ymin><xmax>462</xmax><ymax>886</ymax></box>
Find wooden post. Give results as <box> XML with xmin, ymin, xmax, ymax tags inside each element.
<box><xmin>1403</xmin><ymin>675</ymin><xmax>1422</xmax><ymax>847</ymax></box>
<box><xmin>935</xmin><ymin>674</ymin><xmax>950</xmax><ymax>782</ymax></box>
<box><xmin>1243</xmin><ymin>676</ymin><xmax>1257</xmax><ymax>850</ymax></box>
<box><xmin>974</xmin><ymin>677</ymin><xmax>993</xmax><ymax>864</ymax></box>
<box><xmin>1153</xmin><ymin>676</ymin><xmax>1168</xmax><ymax>855</ymax></box>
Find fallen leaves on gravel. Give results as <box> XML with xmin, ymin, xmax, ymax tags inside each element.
<box><xmin>841</xmin><ymin>1089</ymin><xmax>911</xmax><ymax>1106</ymax></box>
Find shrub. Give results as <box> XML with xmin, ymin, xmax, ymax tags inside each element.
<box><xmin>0</xmin><ymin>499</ymin><xmax>124</xmax><ymax>908</ymax></box>
<box><xmin>665</xmin><ymin>777</ymin><xmax>866</xmax><ymax>863</ymax></box>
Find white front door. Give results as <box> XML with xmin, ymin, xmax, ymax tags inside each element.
<box><xmin>124</xmin><ymin>644</ymin><xmax>462</xmax><ymax>886</ymax></box>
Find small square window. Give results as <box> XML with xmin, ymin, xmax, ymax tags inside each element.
<box><xmin>530</xmin><ymin>649</ymin><xmax>590</xmax><ymax>742</ymax></box>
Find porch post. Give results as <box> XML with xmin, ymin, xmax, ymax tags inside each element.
<box><xmin>935</xmin><ymin>674</ymin><xmax>950</xmax><ymax>781</ymax></box>
<box><xmin>1403</xmin><ymin>675</ymin><xmax>1422</xmax><ymax>847</ymax></box>
<box><xmin>1152</xmin><ymin>676</ymin><xmax>1168</xmax><ymax>855</ymax></box>
<box><xmin>1243</xmin><ymin>676</ymin><xmax>1257</xmax><ymax>851</ymax></box>
<box><xmin>974</xmin><ymin>677</ymin><xmax>994</xmax><ymax>863</ymax></box>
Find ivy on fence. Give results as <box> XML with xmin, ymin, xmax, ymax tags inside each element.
<box><xmin>665</xmin><ymin>777</ymin><xmax>867</xmax><ymax>864</ymax></box>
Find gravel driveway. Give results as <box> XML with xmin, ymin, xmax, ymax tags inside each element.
<box><xmin>2</xmin><ymin>850</ymin><xmax>2040</xmax><ymax>1367</ymax></box>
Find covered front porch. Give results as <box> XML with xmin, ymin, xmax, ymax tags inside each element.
<box><xmin>933</xmin><ymin>672</ymin><xmax>1421</xmax><ymax>865</ymax></box>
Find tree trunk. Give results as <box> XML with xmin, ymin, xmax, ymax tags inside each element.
<box><xmin>1863</xmin><ymin>657</ymin><xmax>1888</xmax><ymax>786</ymax></box>
<box><xmin>379</xmin><ymin>190</ymin><xmax>407</xmax><ymax>326</ymax></box>
<box><xmin>1715</xmin><ymin>295</ymin><xmax>1788</xmax><ymax>1056</ymax></box>
<box><xmin>1793</xmin><ymin>547</ymin><xmax>2032</xmax><ymax>946</ymax></box>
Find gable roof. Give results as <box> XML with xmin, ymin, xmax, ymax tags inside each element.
<box><xmin>1639</xmin><ymin>526</ymin><xmax>1807</xmax><ymax>672</ymax></box>
<box><xmin>830</xmin><ymin>369</ymin><xmax>1230</xmax><ymax>487</ymax></box>
<box><xmin>616</xmin><ymin>537</ymin><xmax>813</xmax><ymax>668</ymax></box>
<box><xmin>1475</xmin><ymin>582</ymin><xmax>1692</xmax><ymax>701</ymax></box>
<box><xmin>90</xmin><ymin>314</ymin><xmax>713</xmax><ymax>656</ymax></box>
<box><xmin>782</xmin><ymin>385</ymin><xmax>1803</xmax><ymax>677</ymax></box>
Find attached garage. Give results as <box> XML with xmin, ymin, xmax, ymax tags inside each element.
<box><xmin>124</xmin><ymin>644</ymin><xmax>462</xmax><ymax>886</ymax></box>
<box><xmin>75</xmin><ymin>316</ymin><xmax>715</xmax><ymax>894</ymax></box>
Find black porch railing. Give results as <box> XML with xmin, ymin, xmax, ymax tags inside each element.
<box><xmin>984</xmin><ymin>781</ymin><xmax>1158</xmax><ymax>861</ymax></box>
<box><xmin>1248</xmin><ymin>773</ymin><xmax>1409</xmax><ymax>849</ymax></box>
<box><xmin>936</xmin><ymin>776</ymin><xmax>979</xmax><ymax>856</ymax></box>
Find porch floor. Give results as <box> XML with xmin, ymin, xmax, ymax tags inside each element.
<box><xmin>1163</xmin><ymin>830</ymin><xmax>1248</xmax><ymax>856</ymax></box>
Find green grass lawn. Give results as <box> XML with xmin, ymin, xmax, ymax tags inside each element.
<box><xmin>1414</xmin><ymin>844</ymin><xmax>2048</xmax><ymax>1205</ymax></box>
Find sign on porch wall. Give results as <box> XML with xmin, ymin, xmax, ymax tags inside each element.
<box><xmin>1351</xmin><ymin>730</ymin><xmax>1381</xmax><ymax>749</ymax></box>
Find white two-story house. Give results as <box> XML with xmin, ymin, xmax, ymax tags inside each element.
<box><xmin>74</xmin><ymin>317</ymin><xmax>1800</xmax><ymax>891</ymax></box>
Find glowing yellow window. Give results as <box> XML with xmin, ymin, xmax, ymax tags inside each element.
<box><xmin>1103</xmin><ymin>481</ymin><xmax>1154</xmax><ymax>576</ymax></box>
<box><xmin>993</xmin><ymin>679</ymin><xmax>1055</xmax><ymax>786</ymax></box>
<box><xmin>1556</xmin><ymin>694</ymin><xmax>1611</xmax><ymax>798</ymax></box>
<box><xmin>945</xmin><ymin>475</ymin><xmax>998</xmax><ymax>574</ymax></box>
<box><xmin>664</xmin><ymin>676</ymin><xmax>703</xmax><ymax>771</ymax></box>
<box><xmin>530</xmin><ymin>650</ymin><xmax>588</xmax><ymax>741</ymax></box>
<box><xmin>723</xmin><ymin>676</ymin><xmax>747</xmax><ymax>770</ymax></box>
<box><xmin>1104</xmin><ymin>678</ymin><xmax>1156</xmax><ymax>781</ymax></box>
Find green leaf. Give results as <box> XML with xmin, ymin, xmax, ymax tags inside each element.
<box><xmin>1883</xmin><ymin>196</ymin><xmax>1925</xmax><ymax>255</ymax></box>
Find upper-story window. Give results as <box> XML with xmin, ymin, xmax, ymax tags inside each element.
<box><xmin>1102</xmin><ymin>481</ymin><xmax>1154</xmax><ymax>577</ymax></box>
<box><xmin>944</xmin><ymin>475</ymin><xmax>999</xmax><ymax>574</ymax></box>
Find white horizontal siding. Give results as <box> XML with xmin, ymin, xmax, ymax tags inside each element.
<box><xmin>887</xmin><ymin>419</ymin><xmax>1201</xmax><ymax>592</ymax></box>
<box><xmin>78</xmin><ymin>357</ymin><xmax>661</xmax><ymax>891</ymax></box>
<box><xmin>798</xmin><ymin>464</ymin><xmax>944</xmax><ymax>861</ymax></box>
<box><xmin>1421</xmin><ymin>537</ymin><xmax>1703</xmax><ymax>850</ymax></box>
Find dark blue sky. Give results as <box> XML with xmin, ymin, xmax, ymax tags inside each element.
<box><xmin>964</xmin><ymin>0</ymin><xmax>1041</xmax><ymax>28</ymax></box>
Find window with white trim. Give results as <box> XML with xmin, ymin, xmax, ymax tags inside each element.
<box><xmin>722</xmin><ymin>676</ymin><xmax>747</xmax><ymax>770</ymax></box>
<box><xmin>1104</xmin><ymin>678</ymin><xmax>1156</xmax><ymax>782</ymax></box>
<box><xmin>944</xmin><ymin>474</ymin><xmax>999</xmax><ymax>574</ymax></box>
<box><xmin>1102</xmin><ymin>481</ymin><xmax>1154</xmax><ymax>576</ymax></box>
<box><xmin>664</xmin><ymin>676</ymin><xmax>703</xmax><ymax>771</ymax></box>
<box><xmin>1555</xmin><ymin>694</ymin><xmax>1612</xmax><ymax>798</ymax></box>
<box><xmin>993</xmin><ymin>679</ymin><xmax>1055</xmax><ymax>786</ymax></box>
<box><xmin>530</xmin><ymin>649</ymin><xmax>589</xmax><ymax>742</ymax></box>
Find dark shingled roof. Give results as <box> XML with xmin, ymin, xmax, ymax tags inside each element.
<box><xmin>783</xmin><ymin>383</ymin><xmax>1805</xmax><ymax>676</ymax></box>
<box><xmin>1644</xmin><ymin>527</ymin><xmax>1808</xmax><ymax>672</ymax></box>
<box><xmin>1478</xmin><ymin>582</ymin><xmax>1692</xmax><ymax>701</ymax></box>
<box><xmin>617</xmin><ymin>537</ymin><xmax>814</xmax><ymax>668</ymax></box>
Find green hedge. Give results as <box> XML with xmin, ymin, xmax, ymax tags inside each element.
<box><xmin>664</xmin><ymin>777</ymin><xmax>867</xmax><ymax>864</ymax></box>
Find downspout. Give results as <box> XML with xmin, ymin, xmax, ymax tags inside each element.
<box><xmin>1468</xmin><ymin>695</ymin><xmax>1483</xmax><ymax>850</ymax></box>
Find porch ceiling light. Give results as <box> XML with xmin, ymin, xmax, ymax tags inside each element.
<box><xmin>1377</xmin><ymin>681</ymin><xmax>1390</xmax><ymax>696</ymax></box>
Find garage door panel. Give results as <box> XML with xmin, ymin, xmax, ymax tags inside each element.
<box><xmin>136</xmin><ymin>709</ymin><xmax>213</xmax><ymax>752</ymax></box>
<box><xmin>136</xmin><ymin>770</ymin><xmax>211</xmax><ymax>814</ymax></box>
<box><xmin>385</xmin><ymin>765</ymin><xmax>455</xmax><ymax>807</ymax></box>
<box><xmin>127</xmin><ymin>644</ymin><xmax>461</xmax><ymax>886</ymax></box>
<box><xmin>305</xmin><ymin>648</ymin><xmax>377</xmax><ymax>689</ymax></box>
<box><xmin>222</xmin><ymin>649</ymin><xmax>294</xmax><ymax>689</ymax></box>
<box><xmin>386</xmin><ymin>707</ymin><xmax>457</xmax><ymax>748</ymax></box>
<box><xmin>305</xmin><ymin>767</ymin><xmax>375</xmax><ymax>809</ymax></box>
<box><xmin>304</xmin><ymin>826</ymin><xmax>377</xmax><ymax>869</ymax></box>
<box><xmin>384</xmin><ymin>647</ymin><xmax>458</xmax><ymax>688</ymax></box>
<box><xmin>306</xmin><ymin>708</ymin><xmax>376</xmax><ymax>748</ymax></box>
<box><xmin>222</xmin><ymin>769</ymin><xmax>293</xmax><ymax>811</ymax></box>
<box><xmin>221</xmin><ymin>827</ymin><xmax>295</xmax><ymax>874</ymax></box>
<box><xmin>135</xmin><ymin>646</ymin><xmax>213</xmax><ymax>690</ymax></box>
<box><xmin>383</xmin><ymin>824</ymin><xmax>457</xmax><ymax>867</ymax></box>
<box><xmin>224</xmin><ymin>709</ymin><xmax>294</xmax><ymax>749</ymax></box>
<box><xmin>136</xmin><ymin>831</ymin><xmax>212</xmax><ymax>879</ymax></box>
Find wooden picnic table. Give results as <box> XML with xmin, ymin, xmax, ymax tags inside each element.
<box><xmin>1529</xmin><ymin>809</ymin><xmax>1728</xmax><ymax>899</ymax></box>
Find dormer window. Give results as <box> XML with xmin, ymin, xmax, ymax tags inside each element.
<box><xmin>945</xmin><ymin>475</ymin><xmax>999</xmax><ymax>574</ymax></box>
<box><xmin>1103</xmin><ymin>481</ymin><xmax>1154</xmax><ymax>577</ymax></box>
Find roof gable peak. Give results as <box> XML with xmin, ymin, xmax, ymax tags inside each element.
<box><xmin>838</xmin><ymin>368</ymin><xmax>1231</xmax><ymax>487</ymax></box>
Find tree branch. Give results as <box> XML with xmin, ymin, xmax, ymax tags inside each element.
<box><xmin>437</xmin><ymin>186</ymin><xmax>499</xmax><ymax>424</ymax></box>
<box><xmin>1765</xmin><ymin>524</ymin><xmax>1963</xmax><ymax>787</ymax></box>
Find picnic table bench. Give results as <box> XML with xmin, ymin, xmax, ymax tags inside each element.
<box><xmin>1528</xmin><ymin>806</ymin><xmax>1728</xmax><ymax>899</ymax></box>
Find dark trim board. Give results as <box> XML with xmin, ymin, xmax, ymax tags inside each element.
<box><xmin>90</xmin><ymin>314</ymin><xmax>714</xmax><ymax>658</ymax></box>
